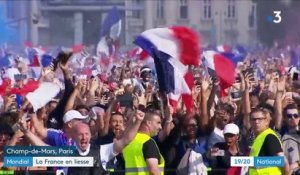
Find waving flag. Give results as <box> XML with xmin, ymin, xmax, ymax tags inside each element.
<box><xmin>216</xmin><ymin>44</ymin><xmax>231</xmax><ymax>53</ymax></box>
<box><xmin>203</xmin><ymin>51</ymin><xmax>235</xmax><ymax>97</ymax></box>
<box><xmin>217</xmin><ymin>44</ymin><xmax>247</xmax><ymax>65</ymax></box>
<box><xmin>0</xmin><ymin>52</ymin><xmax>12</xmax><ymax>68</ymax></box>
<box><xmin>26</xmin><ymin>47</ymin><xmax>48</xmax><ymax>79</ymax></box>
<box><xmin>96</xmin><ymin>6</ymin><xmax>121</xmax><ymax>57</ymax></box>
<box><xmin>134</xmin><ymin>26</ymin><xmax>200</xmax><ymax>111</ymax></box>
<box><xmin>26</xmin><ymin>47</ymin><xmax>46</xmax><ymax>66</ymax></box>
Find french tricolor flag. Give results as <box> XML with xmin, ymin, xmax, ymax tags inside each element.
<box><xmin>220</xmin><ymin>45</ymin><xmax>247</xmax><ymax>66</ymax></box>
<box><xmin>26</xmin><ymin>47</ymin><xmax>50</xmax><ymax>79</ymax></box>
<box><xmin>128</xmin><ymin>47</ymin><xmax>154</xmax><ymax>67</ymax></box>
<box><xmin>96</xmin><ymin>6</ymin><xmax>121</xmax><ymax>57</ymax></box>
<box><xmin>134</xmin><ymin>26</ymin><xmax>200</xmax><ymax>111</ymax></box>
<box><xmin>203</xmin><ymin>51</ymin><xmax>235</xmax><ymax>97</ymax></box>
<box><xmin>216</xmin><ymin>44</ymin><xmax>231</xmax><ymax>53</ymax></box>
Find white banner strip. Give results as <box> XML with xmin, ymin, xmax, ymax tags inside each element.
<box><xmin>231</xmin><ymin>156</ymin><xmax>254</xmax><ymax>167</ymax></box>
<box><xmin>32</xmin><ymin>157</ymin><xmax>94</xmax><ymax>167</ymax></box>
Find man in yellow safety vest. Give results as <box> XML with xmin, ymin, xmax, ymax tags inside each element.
<box><xmin>123</xmin><ymin>111</ymin><xmax>165</xmax><ymax>175</ymax></box>
<box><xmin>249</xmin><ymin>107</ymin><xmax>290</xmax><ymax>175</ymax></box>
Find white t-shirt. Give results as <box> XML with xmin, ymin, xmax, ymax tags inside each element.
<box><xmin>76</xmin><ymin>143</ymin><xmax>117</xmax><ymax>170</ymax></box>
<box><xmin>100</xmin><ymin>143</ymin><xmax>117</xmax><ymax>170</ymax></box>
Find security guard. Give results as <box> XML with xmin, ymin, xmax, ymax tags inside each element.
<box><xmin>123</xmin><ymin>111</ymin><xmax>164</xmax><ymax>175</ymax></box>
<box><xmin>249</xmin><ymin>107</ymin><xmax>289</xmax><ymax>175</ymax></box>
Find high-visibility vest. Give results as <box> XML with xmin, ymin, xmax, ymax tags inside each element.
<box><xmin>123</xmin><ymin>133</ymin><xmax>165</xmax><ymax>175</ymax></box>
<box><xmin>249</xmin><ymin>128</ymin><xmax>282</xmax><ymax>175</ymax></box>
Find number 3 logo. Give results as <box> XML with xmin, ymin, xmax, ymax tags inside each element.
<box><xmin>273</xmin><ymin>11</ymin><xmax>281</xmax><ymax>23</ymax></box>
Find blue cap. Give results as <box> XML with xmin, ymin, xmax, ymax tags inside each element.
<box><xmin>41</xmin><ymin>54</ymin><xmax>53</xmax><ymax>67</ymax></box>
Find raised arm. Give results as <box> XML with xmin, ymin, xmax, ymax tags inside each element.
<box><xmin>86</xmin><ymin>78</ymin><xmax>100</xmax><ymax>107</ymax></box>
<box><xmin>241</xmin><ymin>73</ymin><xmax>251</xmax><ymax>130</ymax></box>
<box><xmin>200</xmin><ymin>78</ymin><xmax>211</xmax><ymax>130</ymax></box>
<box><xmin>207</xmin><ymin>79</ymin><xmax>219</xmax><ymax>112</ymax></box>
<box><xmin>31</xmin><ymin>113</ymin><xmax>48</xmax><ymax>140</ymax></box>
<box><xmin>98</xmin><ymin>99</ymin><xmax>116</xmax><ymax>137</ymax></box>
<box><xmin>64</xmin><ymin>80</ymin><xmax>83</xmax><ymax>113</ymax></box>
<box><xmin>38</xmin><ymin>67</ymin><xmax>50</xmax><ymax>83</ymax></box>
<box><xmin>46</xmin><ymin>60</ymin><xmax>74</xmax><ymax>129</ymax></box>
<box><xmin>119</xmin><ymin>62</ymin><xmax>127</xmax><ymax>82</ymax></box>
<box><xmin>113</xmin><ymin>110</ymin><xmax>144</xmax><ymax>154</ymax></box>
<box><xmin>157</xmin><ymin>105</ymin><xmax>174</xmax><ymax>142</ymax></box>
<box><xmin>274</xmin><ymin>76</ymin><xmax>285</xmax><ymax>130</ymax></box>
<box><xmin>18</xmin><ymin>118</ymin><xmax>48</xmax><ymax>146</ymax></box>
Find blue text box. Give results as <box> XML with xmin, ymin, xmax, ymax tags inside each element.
<box><xmin>4</xmin><ymin>157</ymin><xmax>33</xmax><ymax>167</ymax></box>
<box><xmin>254</xmin><ymin>156</ymin><xmax>284</xmax><ymax>167</ymax></box>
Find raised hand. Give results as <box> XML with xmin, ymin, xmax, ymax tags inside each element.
<box><xmin>59</xmin><ymin>62</ymin><xmax>69</xmax><ymax>72</ymax></box>
<box><xmin>41</xmin><ymin>67</ymin><xmax>52</xmax><ymax>77</ymax></box>
<box><xmin>18</xmin><ymin>117</ymin><xmax>28</xmax><ymax>133</ymax></box>
<box><xmin>282</xmin><ymin>97</ymin><xmax>294</xmax><ymax>109</ymax></box>
<box><xmin>57</xmin><ymin>52</ymin><xmax>72</xmax><ymax>66</ymax></box>
<box><xmin>277</xmin><ymin>76</ymin><xmax>286</xmax><ymax>93</ymax></box>
<box><xmin>75</xmin><ymin>79</ymin><xmax>85</xmax><ymax>91</ymax></box>
<box><xmin>201</xmin><ymin>78</ymin><xmax>211</xmax><ymax>99</ymax></box>
<box><xmin>136</xmin><ymin>92</ymin><xmax>147</xmax><ymax>106</ymax></box>
<box><xmin>134</xmin><ymin>110</ymin><xmax>145</xmax><ymax>122</ymax></box>
<box><xmin>89</xmin><ymin>78</ymin><xmax>99</xmax><ymax>92</ymax></box>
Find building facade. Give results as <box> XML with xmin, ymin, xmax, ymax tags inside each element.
<box><xmin>125</xmin><ymin>0</ymin><xmax>258</xmax><ymax>47</ymax></box>
<box><xmin>2</xmin><ymin>0</ymin><xmax>258</xmax><ymax>48</ymax></box>
<box><xmin>0</xmin><ymin>0</ymin><xmax>30</xmax><ymax>46</ymax></box>
<box><xmin>31</xmin><ymin>0</ymin><xmax>130</xmax><ymax>47</ymax></box>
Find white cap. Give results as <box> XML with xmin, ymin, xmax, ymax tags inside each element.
<box><xmin>63</xmin><ymin>110</ymin><xmax>88</xmax><ymax>123</ymax></box>
<box><xmin>223</xmin><ymin>123</ymin><xmax>239</xmax><ymax>135</ymax></box>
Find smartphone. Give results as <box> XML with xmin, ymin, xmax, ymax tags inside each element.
<box><xmin>16</xmin><ymin>94</ymin><xmax>23</xmax><ymax>109</ymax></box>
<box><xmin>11</xmin><ymin>123</ymin><xmax>20</xmax><ymax>132</ymax></box>
<box><xmin>231</xmin><ymin>91</ymin><xmax>242</xmax><ymax>99</ymax></box>
<box><xmin>242</xmin><ymin>68</ymin><xmax>255</xmax><ymax>82</ymax></box>
<box><xmin>72</xmin><ymin>74</ymin><xmax>77</xmax><ymax>84</ymax></box>
<box><xmin>212</xmin><ymin>149</ymin><xmax>225</xmax><ymax>156</ymax></box>
<box><xmin>126</xmin><ymin>61</ymin><xmax>131</xmax><ymax>68</ymax></box>
<box><xmin>293</xmin><ymin>72</ymin><xmax>298</xmax><ymax>81</ymax></box>
<box><xmin>102</xmin><ymin>91</ymin><xmax>110</xmax><ymax>100</ymax></box>
<box><xmin>235</xmin><ymin>76</ymin><xmax>241</xmax><ymax>83</ymax></box>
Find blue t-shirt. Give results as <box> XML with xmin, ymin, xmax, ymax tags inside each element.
<box><xmin>46</xmin><ymin>129</ymin><xmax>74</xmax><ymax>146</ymax></box>
<box><xmin>46</xmin><ymin>129</ymin><xmax>74</xmax><ymax>174</ymax></box>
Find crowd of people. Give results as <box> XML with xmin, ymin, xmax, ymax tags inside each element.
<box><xmin>0</xmin><ymin>42</ymin><xmax>299</xmax><ymax>175</ymax></box>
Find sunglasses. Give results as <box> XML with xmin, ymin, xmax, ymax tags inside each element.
<box><xmin>286</xmin><ymin>113</ymin><xmax>299</xmax><ymax>119</ymax></box>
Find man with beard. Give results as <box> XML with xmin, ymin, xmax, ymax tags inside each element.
<box><xmin>18</xmin><ymin>110</ymin><xmax>145</xmax><ymax>175</ymax></box>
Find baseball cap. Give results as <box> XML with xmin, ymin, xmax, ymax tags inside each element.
<box><xmin>63</xmin><ymin>110</ymin><xmax>88</xmax><ymax>123</ymax></box>
<box><xmin>223</xmin><ymin>123</ymin><xmax>239</xmax><ymax>135</ymax></box>
<box><xmin>140</xmin><ymin>66</ymin><xmax>151</xmax><ymax>74</ymax></box>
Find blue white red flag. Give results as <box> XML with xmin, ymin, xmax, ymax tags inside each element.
<box><xmin>134</xmin><ymin>26</ymin><xmax>201</xmax><ymax>111</ymax></box>
<box><xmin>96</xmin><ymin>6</ymin><xmax>122</xmax><ymax>57</ymax></box>
<box><xmin>203</xmin><ymin>51</ymin><xmax>235</xmax><ymax>97</ymax></box>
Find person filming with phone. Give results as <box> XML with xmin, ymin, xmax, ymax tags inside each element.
<box><xmin>206</xmin><ymin>123</ymin><xmax>243</xmax><ymax>175</ymax></box>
